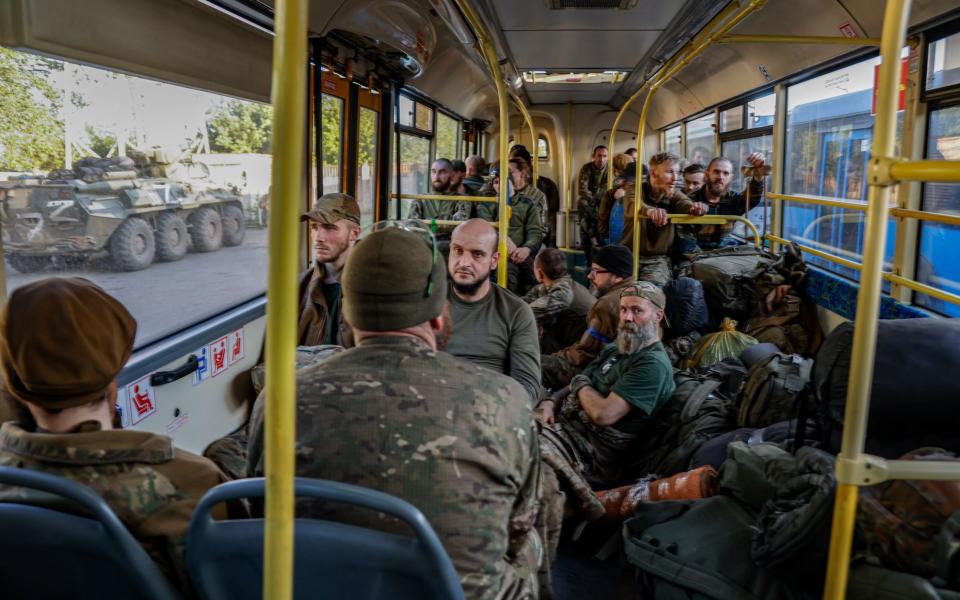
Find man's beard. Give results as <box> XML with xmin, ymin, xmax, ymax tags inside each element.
<box><xmin>451</xmin><ymin>270</ymin><xmax>489</xmax><ymax>295</ymax></box>
<box><xmin>617</xmin><ymin>320</ymin><xmax>658</xmax><ymax>354</ymax></box>
<box><xmin>708</xmin><ymin>180</ymin><xmax>729</xmax><ymax>198</ymax></box>
<box><xmin>432</xmin><ymin>180</ymin><xmax>448</xmax><ymax>193</ymax></box>
<box><xmin>591</xmin><ymin>283</ymin><xmax>609</xmax><ymax>298</ymax></box>
<box><xmin>314</xmin><ymin>240</ymin><xmax>349</xmax><ymax>264</ymax></box>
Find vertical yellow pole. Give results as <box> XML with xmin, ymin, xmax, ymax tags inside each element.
<box><xmin>512</xmin><ymin>94</ymin><xmax>539</xmax><ymax>184</ymax></box>
<box><xmin>822</xmin><ymin>2</ymin><xmax>912</xmax><ymax>598</ymax></box>
<box><xmin>769</xmin><ymin>83</ymin><xmax>787</xmax><ymax>251</ymax></box>
<box><xmin>632</xmin><ymin>91</ymin><xmax>655</xmax><ymax>279</ymax></box>
<box><xmin>264</xmin><ymin>0</ymin><xmax>308</xmax><ymax>598</ymax></box>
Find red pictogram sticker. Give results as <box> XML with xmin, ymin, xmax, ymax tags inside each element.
<box><xmin>211</xmin><ymin>336</ymin><xmax>229</xmax><ymax>377</ymax></box>
<box><xmin>125</xmin><ymin>376</ymin><xmax>157</xmax><ymax>425</ymax></box>
<box><xmin>229</xmin><ymin>329</ymin><xmax>244</xmax><ymax>366</ymax></box>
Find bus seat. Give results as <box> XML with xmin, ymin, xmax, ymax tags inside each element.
<box><xmin>0</xmin><ymin>466</ymin><xmax>182</xmax><ymax>600</ymax></box>
<box><xmin>186</xmin><ymin>477</ymin><xmax>464</xmax><ymax>600</ymax></box>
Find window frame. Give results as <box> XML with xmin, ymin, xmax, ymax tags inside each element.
<box><xmin>921</xmin><ymin>19</ymin><xmax>960</xmax><ymax>103</ymax></box>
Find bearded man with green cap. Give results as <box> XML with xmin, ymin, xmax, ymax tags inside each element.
<box><xmin>537</xmin><ymin>280</ymin><xmax>675</xmax><ymax>488</ymax></box>
<box><xmin>0</xmin><ymin>277</ymin><xmax>237</xmax><ymax>593</ymax></box>
<box><xmin>246</xmin><ymin>223</ymin><xmax>541</xmax><ymax>600</ymax></box>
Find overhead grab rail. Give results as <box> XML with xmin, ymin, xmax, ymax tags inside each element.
<box><xmin>262</xmin><ymin>0</ymin><xmax>308</xmax><ymax>598</ymax></box>
<box><xmin>718</xmin><ymin>34</ymin><xmax>881</xmax><ymax>45</ymax></box>
<box><xmin>822</xmin><ymin>1</ymin><xmax>960</xmax><ymax>597</ymax></box>
<box><xmin>452</xmin><ymin>0</ymin><xmax>511</xmax><ymax>287</ymax></box>
<box><xmin>391</xmin><ymin>193</ymin><xmax>497</xmax><ymax>203</ymax></box>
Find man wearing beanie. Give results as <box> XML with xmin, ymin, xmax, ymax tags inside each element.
<box><xmin>246</xmin><ymin>224</ymin><xmax>540</xmax><ymax>600</ymax></box>
<box><xmin>541</xmin><ymin>244</ymin><xmax>635</xmax><ymax>391</ymax></box>
<box><xmin>297</xmin><ymin>192</ymin><xmax>362</xmax><ymax>346</ymax></box>
<box><xmin>0</xmin><ymin>278</ymin><xmax>236</xmax><ymax>593</ymax></box>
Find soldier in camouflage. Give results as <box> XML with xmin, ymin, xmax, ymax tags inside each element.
<box><xmin>537</xmin><ymin>281</ymin><xmax>676</xmax><ymax>487</ymax></box>
<box><xmin>246</xmin><ymin>223</ymin><xmax>541</xmax><ymax>600</ymax></box>
<box><xmin>408</xmin><ymin>158</ymin><xmax>473</xmax><ymax>223</ymax></box>
<box><xmin>0</xmin><ymin>278</ymin><xmax>238</xmax><ymax>593</ymax></box>
<box><xmin>577</xmin><ymin>145</ymin><xmax>609</xmax><ymax>263</ymax></box>
<box><xmin>523</xmin><ymin>247</ymin><xmax>595</xmax><ymax>354</ymax></box>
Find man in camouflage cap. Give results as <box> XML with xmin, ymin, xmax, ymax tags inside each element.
<box><xmin>537</xmin><ymin>280</ymin><xmax>675</xmax><ymax>487</ymax></box>
<box><xmin>298</xmin><ymin>192</ymin><xmax>361</xmax><ymax>346</ymax></box>
<box><xmin>0</xmin><ymin>278</ymin><xmax>238</xmax><ymax>593</ymax></box>
<box><xmin>246</xmin><ymin>223</ymin><xmax>541</xmax><ymax>599</ymax></box>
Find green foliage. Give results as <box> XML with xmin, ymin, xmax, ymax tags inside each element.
<box><xmin>207</xmin><ymin>99</ymin><xmax>272</xmax><ymax>154</ymax></box>
<box><xmin>0</xmin><ymin>47</ymin><xmax>65</xmax><ymax>171</ymax></box>
<box><xmin>85</xmin><ymin>126</ymin><xmax>116</xmax><ymax>158</ymax></box>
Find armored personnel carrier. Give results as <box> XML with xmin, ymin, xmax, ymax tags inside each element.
<box><xmin>0</xmin><ymin>150</ymin><xmax>246</xmax><ymax>272</ymax></box>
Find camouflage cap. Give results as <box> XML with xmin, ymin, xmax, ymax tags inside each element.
<box><xmin>300</xmin><ymin>192</ymin><xmax>360</xmax><ymax>225</ymax></box>
<box><xmin>0</xmin><ymin>278</ymin><xmax>136</xmax><ymax>409</ymax></box>
<box><xmin>342</xmin><ymin>226</ymin><xmax>446</xmax><ymax>332</ymax></box>
<box><xmin>621</xmin><ymin>281</ymin><xmax>670</xmax><ymax>328</ymax></box>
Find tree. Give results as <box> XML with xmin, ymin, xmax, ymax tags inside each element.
<box><xmin>0</xmin><ymin>47</ymin><xmax>65</xmax><ymax>171</ymax></box>
<box><xmin>85</xmin><ymin>126</ymin><xmax>117</xmax><ymax>158</ymax></box>
<box><xmin>206</xmin><ymin>99</ymin><xmax>272</xmax><ymax>154</ymax></box>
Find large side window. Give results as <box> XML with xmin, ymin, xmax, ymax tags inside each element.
<box><xmin>435</xmin><ymin>112</ymin><xmax>460</xmax><ymax>161</ymax></box>
<box><xmin>783</xmin><ymin>54</ymin><xmax>904</xmax><ymax>281</ymax></box>
<box><xmin>0</xmin><ymin>47</ymin><xmax>271</xmax><ymax>347</ymax></box>
<box><xmin>320</xmin><ymin>93</ymin><xmax>344</xmax><ymax>194</ymax></box>
<box><xmin>684</xmin><ymin>113</ymin><xmax>716</xmax><ymax>166</ymax></box>
<box><xmin>663</xmin><ymin>124</ymin><xmax>682</xmax><ymax>157</ymax></box>
<box><xmin>395</xmin><ymin>133</ymin><xmax>430</xmax><ymax>218</ymax></box>
<box><xmin>356</xmin><ymin>105</ymin><xmax>379</xmax><ymax>231</ymax></box>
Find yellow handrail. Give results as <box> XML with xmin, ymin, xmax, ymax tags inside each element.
<box><xmin>718</xmin><ymin>34</ymin><xmax>881</xmax><ymax>45</ymax></box>
<box><xmin>653</xmin><ymin>213</ymin><xmax>762</xmax><ymax>247</ymax></box>
<box><xmin>263</xmin><ymin>0</ymin><xmax>308</xmax><ymax>597</ymax></box>
<box><xmin>890</xmin><ymin>207</ymin><xmax>960</xmax><ymax>227</ymax></box>
<box><xmin>452</xmin><ymin>0</ymin><xmax>510</xmax><ymax>287</ymax></box>
<box><xmin>766</xmin><ymin>192</ymin><xmax>868</xmax><ymax>212</ymax></box>
<box><xmin>510</xmin><ymin>93</ymin><xmax>538</xmax><ymax>184</ymax></box>
<box><xmin>889</xmin><ymin>159</ymin><xmax>960</xmax><ymax>182</ymax></box>
<box><xmin>631</xmin><ymin>0</ymin><xmax>768</xmax><ymax>279</ymax></box>
<box><xmin>765</xmin><ymin>234</ymin><xmax>864</xmax><ymax>272</ymax></box>
<box><xmin>391</xmin><ymin>193</ymin><xmax>497</xmax><ymax>203</ymax></box>
<box><xmin>823</xmin><ymin>1</ymin><xmax>912</xmax><ymax>597</ymax></box>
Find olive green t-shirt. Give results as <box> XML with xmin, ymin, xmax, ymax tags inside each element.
<box><xmin>581</xmin><ymin>341</ymin><xmax>675</xmax><ymax>433</ymax></box>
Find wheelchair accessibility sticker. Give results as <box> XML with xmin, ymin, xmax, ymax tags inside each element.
<box><xmin>126</xmin><ymin>375</ymin><xmax>157</xmax><ymax>425</ymax></box>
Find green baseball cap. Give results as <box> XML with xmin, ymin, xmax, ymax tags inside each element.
<box><xmin>621</xmin><ymin>280</ymin><xmax>670</xmax><ymax>328</ymax></box>
<box><xmin>300</xmin><ymin>192</ymin><xmax>361</xmax><ymax>225</ymax></box>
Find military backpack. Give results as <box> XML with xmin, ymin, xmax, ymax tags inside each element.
<box><xmin>737</xmin><ymin>352</ymin><xmax>813</xmax><ymax>429</ymax></box>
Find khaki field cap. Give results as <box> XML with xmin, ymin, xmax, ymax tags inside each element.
<box><xmin>342</xmin><ymin>223</ymin><xmax>447</xmax><ymax>332</ymax></box>
<box><xmin>621</xmin><ymin>281</ymin><xmax>670</xmax><ymax>328</ymax></box>
<box><xmin>300</xmin><ymin>192</ymin><xmax>361</xmax><ymax>225</ymax></box>
<box><xmin>0</xmin><ymin>277</ymin><xmax>137</xmax><ymax>409</ymax></box>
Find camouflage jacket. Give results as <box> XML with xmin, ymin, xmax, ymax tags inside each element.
<box><xmin>477</xmin><ymin>192</ymin><xmax>544</xmax><ymax>251</ymax></box>
<box><xmin>577</xmin><ymin>162</ymin><xmax>608</xmax><ymax>224</ymax></box>
<box><xmin>247</xmin><ymin>336</ymin><xmax>541</xmax><ymax>600</ymax></box>
<box><xmin>553</xmin><ymin>277</ymin><xmax>635</xmax><ymax>369</ymax></box>
<box><xmin>688</xmin><ymin>178</ymin><xmax>764</xmax><ymax>247</ymax></box>
<box><xmin>517</xmin><ymin>183</ymin><xmax>549</xmax><ymax>240</ymax></box>
<box><xmin>523</xmin><ymin>275</ymin><xmax>595</xmax><ymax>324</ymax></box>
<box><xmin>0</xmin><ymin>421</ymin><xmax>234</xmax><ymax>592</ymax></box>
<box><xmin>408</xmin><ymin>193</ymin><xmax>472</xmax><ymax>223</ymax></box>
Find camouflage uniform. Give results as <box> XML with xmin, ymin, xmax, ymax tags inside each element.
<box><xmin>620</xmin><ymin>182</ymin><xmax>697</xmax><ymax>287</ymax></box>
<box><xmin>0</xmin><ymin>421</ymin><xmax>237</xmax><ymax>592</ymax></box>
<box><xmin>576</xmin><ymin>162</ymin><xmax>608</xmax><ymax>262</ymax></box>
<box><xmin>678</xmin><ymin>178</ymin><xmax>765</xmax><ymax>255</ymax></box>
<box><xmin>518</xmin><ymin>183</ymin><xmax>550</xmax><ymax>248</ymax></box>
<box><xmin>246</xmin><ymin>336</ymin><xmax>541</xmax><ymax>600</ymax></box>
<box><xmin>408</xmin><ymin>195</ymin><xmax>472</xmax><ymax>223</ymax></box>
<box><xmin>478</xmin><ymin>192</ymin><xmax>544</xmax><ymax>294</ymax></box>
<box><xmin>297</xmin><ymin>264</ymin><xmax>353</xmax><ymax>347</ymax></box>
<box><xmin>523</xmin><ymin>275</ymin><xmax>596</xmax><ymax>355</ymax></box>
<box><xmin>541</xmin><ymin>278</ymin><xmax>635</xmax><ymax>391</ymax></box>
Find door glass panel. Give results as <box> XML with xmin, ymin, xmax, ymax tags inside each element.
<box><xmin>356</xmin><ymin>106</ymin><xmax>378</xmax><ymax>231</ymax></box>
<box><xmin>320</xmin><ymin>93</ymin><xmax>343</xmax><ymax>194</ymax></box>
<box><xmin>393</xmin><ymin>133</ymin><xmax>430</xmax><ymax>219</ymax></box>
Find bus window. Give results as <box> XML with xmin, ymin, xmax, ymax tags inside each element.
<box><xmin>722</xmin><ymin>134</ymin><xmax>773</xmax><ymax>233</ymax></box>
<box><xmin>663</xmin><ymin>124</ymin><xmax>682</xmax><ymax>157</ymax></box>
<box><xmin>0</xmin><ymin>47</ymin><xmax>270</xmax><ymax>347</ymax></box>
<box><xmin>783</xmin><ymin>54</ymin><xmax>904</xmax><ymax>281</ymax></box>
<box><xmin>396</xmin><ymin>133</ymin><xmax>430</xmax><ymax>218</ymax></box>
<box><xmin>684</xmin><ymin>113</ymin><xmax>715</xmax><ymax>167</ymax></box>
<box><xmin>916</xmin><ymin>104</ymin><xmax>960</xmax><ymax>316</ymax></box>
<box><xmin>746</xmin><ymin>93</ymin><xmax>775</xmax><ymax>129</ymax></box>
<box><xmin>538</xmin><ymin>136</ymin><xmax>549</xmax><ymax>160</ymax></box>
<box><xmin>926</xmin><ymin>31</ymin><xmax>960</xmax><ymax>91</ymax></box>
<box><xmin>435</xmin><ymin>112</ymin><xmax>460</xmax><ymax>161</ymax></box>
<box><xmin>356</xmin><ymin>106</ymin><xmax>378</xmax><ymax>231</ymax></box>
<box><xmin>321</xmin><ymin>93</ymin><xmax>344</xmax><ymax>194</ymax></box>
<box><xmin>720</xmin><ymin>106</ymin><xmax>743</xmax><ymax>133</ymax></box>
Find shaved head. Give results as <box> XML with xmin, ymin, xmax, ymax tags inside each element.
<box><xmin>452</xmin><ymin>218</ymin><xmax>498</xmax><ymax>255</ymax></box>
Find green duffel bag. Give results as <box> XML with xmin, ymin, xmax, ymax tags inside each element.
<box><xmin>623</xmin><ymin>496</ymin><xmax>813</xmax><ymax>600</ymax></box>
<box><xmin>689</xmin><ymin>246</ymin><xmax>778</xmax><ymax>321</ymax></box>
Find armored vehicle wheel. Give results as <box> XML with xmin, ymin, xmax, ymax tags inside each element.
<box><xmin>189</xmin><ymin>207</ymin><xmax>222</xmax><ymax>252</ymax></box>
<box><xmin>110</xmin><ymin>217</ymin><xmax>156</xmax><ymax>271</ymax></box>
<box><xmin>7</xmin><ymin>255</ymin><xmax>50</xmax><ymax>274</ymax></box>
<box><xmin>221</xmin><ymin>205</ymin><xmax>246</xmax><ymax>247</ymax></box>
<box><xmin>156</xmin><ymin>212</ymin><xmax>188</xmax><ymax>262</ymax></box>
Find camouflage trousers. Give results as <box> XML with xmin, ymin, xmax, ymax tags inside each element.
<box><xmin>203</xmin><ymin>424</ymin><xmax>249</xmax><ymax>481</ymax></box>
<box><xmin>541</xmin><ymin>354</ymin><xmax>582</xmax><ymax>392</ymax></box>
<box><xmin>636</xmin><ymin>255</ymin><xmax>672</xmax><ymax>288</ymax></box>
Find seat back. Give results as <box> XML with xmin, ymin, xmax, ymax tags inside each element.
<box><xmin>187</xmin><ymin>477</ymin><xmax>464</xmax><ymax>600</ymax></box>
<box><xmin>0</xmin><ymin>466</ymin><xmax>181</xmax><ymax>600</ymax></box>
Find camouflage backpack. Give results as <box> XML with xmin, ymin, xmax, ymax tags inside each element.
<box><xmin>737</xmin><ymin>352</ymin><xmax>813</xmax><ymax>428</ymax></box>
<box><xmin>857</xmin><ymin>448</ymin><xmax>960</xmax><ymax>580</ymax></box>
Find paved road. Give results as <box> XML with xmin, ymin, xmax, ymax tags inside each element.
<box><xmin>6</xmin><ymin>228</ymin><xmax>270</xmax><ymax>346</ymax></box>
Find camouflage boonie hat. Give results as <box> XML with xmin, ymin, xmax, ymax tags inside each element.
<box><xmin>621</xmin><ymin>281</ymin><xmax>670</xmax><ymax>328</ymax></box>
<box><xmin>300</xmin><ymin>192</ymin><xmax>360</xmax><ymax>225</ymax></box>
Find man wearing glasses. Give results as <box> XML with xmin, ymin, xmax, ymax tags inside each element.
<box><xmin>247</xmin><ymin>222</ymin><xmax>540</xmax><ymax>600</ymax></box>
<box><xmin>541</xmin><ymin>244</ymin><xmax>635</xmax><ymax>391</ymax></box>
